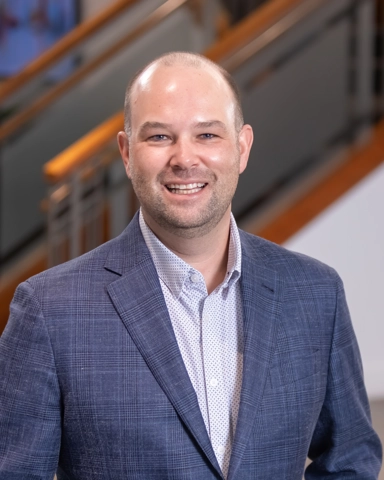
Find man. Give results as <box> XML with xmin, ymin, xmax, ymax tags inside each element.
<box><xmin>0</xmin><ymin>52</ymin><xmax>382</xmax><ymax>479</ymax></box>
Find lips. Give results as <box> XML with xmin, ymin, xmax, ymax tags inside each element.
<box><xmin>166</xmin><ymin>182</ymin><xmax>207</xmax><ymax>195</ymax></box>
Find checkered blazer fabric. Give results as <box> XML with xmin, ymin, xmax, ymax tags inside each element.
<box><xmin>0</xmin><ymin>213</ymin><xmax>382</xmax><ymax>479</ymax></box>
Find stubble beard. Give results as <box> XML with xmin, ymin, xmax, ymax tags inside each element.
<box><xmin>130</xmin><ymin>166</ymin><xmax>240</xmax><ymax>239</ymax></box>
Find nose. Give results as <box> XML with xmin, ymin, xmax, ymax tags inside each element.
<box><xmin>169</xmin><ymin>137</ymin><xmax>199</xmax><ymax>169</ymax></box>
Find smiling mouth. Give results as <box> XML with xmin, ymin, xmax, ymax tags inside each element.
<box><xmin>166</xmin><ymin>183</ymin><xmax>207</xmax><ymax>195</ymax></box>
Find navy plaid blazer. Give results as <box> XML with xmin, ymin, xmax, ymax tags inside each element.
<box><xmin>0</xmin><ymin>213</ymin><xmax>382</xmax><ymax>479</ymax></box>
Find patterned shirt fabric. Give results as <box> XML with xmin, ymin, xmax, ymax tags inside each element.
<box><xmin>139</xmin><ymin>211</ymin><xmax>244</xmax><ymax>478</ymax></box>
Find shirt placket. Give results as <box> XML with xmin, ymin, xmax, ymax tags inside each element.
<box><xmin>201</xmin><ymin>292</ymin><xmax>232</xmax><ymax>476</ymax></box>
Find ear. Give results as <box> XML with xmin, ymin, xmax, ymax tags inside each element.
<box><xmin>238</xmin><ymin>124</ymin><xmax>253</xmax><ymax>174</ymax></box>
<box><xmin>117</xmin><ymin>131</ymin><xmax>131</xmax><ymax>179</ymax></box>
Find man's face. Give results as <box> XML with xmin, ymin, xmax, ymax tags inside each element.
<box><xmin>118</xmin><ymin>63</ymin><xmax>253</xmax><ymax>238</ymax></box>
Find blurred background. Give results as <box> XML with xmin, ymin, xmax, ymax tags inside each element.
<box><xmin>0</xmin><ymin>0</ymin><xmax>383</xmax><ymax>474</ymax></box>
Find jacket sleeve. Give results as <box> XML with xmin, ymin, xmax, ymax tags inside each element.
<box><xmin>0</xmin><ymin>281</ymin><xmax>61</xmax><ymax>480</ymax></box>
<box><xmin>306</xmin><ymin>274</ymin><xmax>382</xmax><ymax>479</ymax></box>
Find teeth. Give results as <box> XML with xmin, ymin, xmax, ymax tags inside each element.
<box><xmin>167</xmin><ymin>183</ymin><xmax>205</xmax><ymax>190</ymax></box>
<box><xmin>170</xmin><ymin>187</ymin><xmax>201</xmax><ymax>194</ymax></box>
<box><xmin>166</xmin><ymin>183</ymin><xmax>206</xmax><ymax>194</ymax></box>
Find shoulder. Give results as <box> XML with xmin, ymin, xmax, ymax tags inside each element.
<box><xmin>7</xmin><ymin>236</ymin><xmax>123</xmax><ymax>330</ymax></box>
<box><xmin>18</xmin><ymin>214</ymin><xmax>147</xmax><ymax>308</ymax></box>
<box><xmin>25</xmin><ymin>235</ymin><xmax>119</xmax><ymax>297</ymax></box>
<box><xmin>239</xmin><ymin>229</ymin><xmax>340</xmax><ymax>286</ymax></box>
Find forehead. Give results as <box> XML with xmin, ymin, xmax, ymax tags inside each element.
<box><xmin>134</xmin><ymin>61</ymin><xmax>229</xmax><ymax>90</ymax></box>
<box><xmin>130</xmin><ymin>63</ymin><xmax>236</xmax><ymax>125</ymax></box>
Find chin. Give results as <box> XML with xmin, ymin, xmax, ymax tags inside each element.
<box><xmin>157</xmin><ymin>211</ymin><xmax>226</xmax><ymax>238</ymax></box>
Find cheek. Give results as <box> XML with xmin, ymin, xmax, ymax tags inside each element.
<box><xmin>210</xmin><ymin>148</ymin><xmax>240</xmax><ymax>174</ymax></box>
<box><xmin>203</xmin><ymin>144</ymin><xmax>237</xmax><ymax>166</ymax></box>
<box><xmin>128</xmin><ymin>154</ymin><xmax>150</xmax><ymax>179</ymax></box>
<box><xmin>132</xmin><ymin>147</ymin><xmax>168</xmax><ymax>174</ymax></box>
<box><xmin>129</xmin><ymin>158</ymin><xmax>165</xmax><ymax>192</ymax></box>
<box><xmin>206</xmin><ymin>152</ymin><xmax>222</xmax><ymax>164</ymax></box>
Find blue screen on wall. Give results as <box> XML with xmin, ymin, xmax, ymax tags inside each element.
<box><xmin>0</xmin><ymin>0</ymin><xmax>79</xmax><ymax>80</ymax></box>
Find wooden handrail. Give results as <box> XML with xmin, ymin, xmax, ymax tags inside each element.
<box><xmin>0</xmin><ymin>0</ymin><xmax>189</xmax><ymax>143</ymax></box>
<box><xmin>44</xmin><ymin>112</ymin><xmax>124</xmax><ymax>182</ymax></box>
<box><xmin>251</xmin><ymin>120</ymin><xmax>384</xmax><ymax>244</ymax></box>
<box><xmin>0</xmin><ymin>0</ymin><xmax>139</xmax><ymax>103</ymax></box>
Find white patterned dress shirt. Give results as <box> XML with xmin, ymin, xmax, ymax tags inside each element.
<box><xmin>139</xmin><ymin>211</ymin><xmax>244</xmax><ymax>478</ymax></box>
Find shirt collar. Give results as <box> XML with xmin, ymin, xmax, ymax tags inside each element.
<box><xmin>139</xmin><ymin>210</ymin><xmax>242</xmax><ymax>299</ymax></box>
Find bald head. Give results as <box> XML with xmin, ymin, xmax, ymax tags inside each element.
<box><xmin>123</xmin><ymin>52</ymin><xmax>244</xmax><ymax>137</ymax></box>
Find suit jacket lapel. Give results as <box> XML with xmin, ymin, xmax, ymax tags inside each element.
<box><xmin>228</xmin><ymin>235</ymin><xmax>284</xmax><ymax>480</ymax></box>
<box><xmin>105</xmin><ymin>215</ymin><xmax>222</xmax><ymax>477</ymax></box>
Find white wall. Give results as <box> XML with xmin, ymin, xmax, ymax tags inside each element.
<box><xmin>284</xmin><ymin>161</ymin><xmax>384</xmax><ymax>399</ymax></box>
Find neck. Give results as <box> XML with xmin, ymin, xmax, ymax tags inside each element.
<box><xmin>142</xmin><ymin>210</ymin><xmax>232</xmax><ymax>294</ymax></box>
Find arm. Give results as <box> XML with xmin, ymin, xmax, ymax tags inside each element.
<box><xmin>306</xmin><ymin>275</ymin><xmax>382</xmax><ymax>479</ymax></box>
<box><xmin>0</xmin><ymin>281</ymin><xmax>61</xmax><ymax>480</ymax></box>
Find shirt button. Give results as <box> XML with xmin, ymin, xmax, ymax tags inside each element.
<box><xmin>210</xmin><ymin>378</ymin><xmax>218</xmax><ymax>387</ymax></box>
<box><xmin>217</xmin><ymin>446</ymin><xmax>225</xmax><ymax>454</ymax></box>
<box><xmin>190</xmin><ymin>273</ymin><xmax>200</xmax><ymax>283</ymax></box>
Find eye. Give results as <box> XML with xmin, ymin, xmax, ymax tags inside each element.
<box><xmin>148</xmin><ymin>134</ymin><xmax>169</xmax><ymax>142</ymax></box>
<box><xmin>199</xmin><ymin>133</ymin><xmax>217</xmax><ymax>139</ymax></box>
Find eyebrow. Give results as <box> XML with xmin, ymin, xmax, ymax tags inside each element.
<box><xmin>138</xmin><ymin>121</ymin><xmax>173</xmax><ymax>136</ymax></box>
<box><xmin>193</xmin><ymin>120</ymin><xmax>228</xmax><ymax>132</ymax></box>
